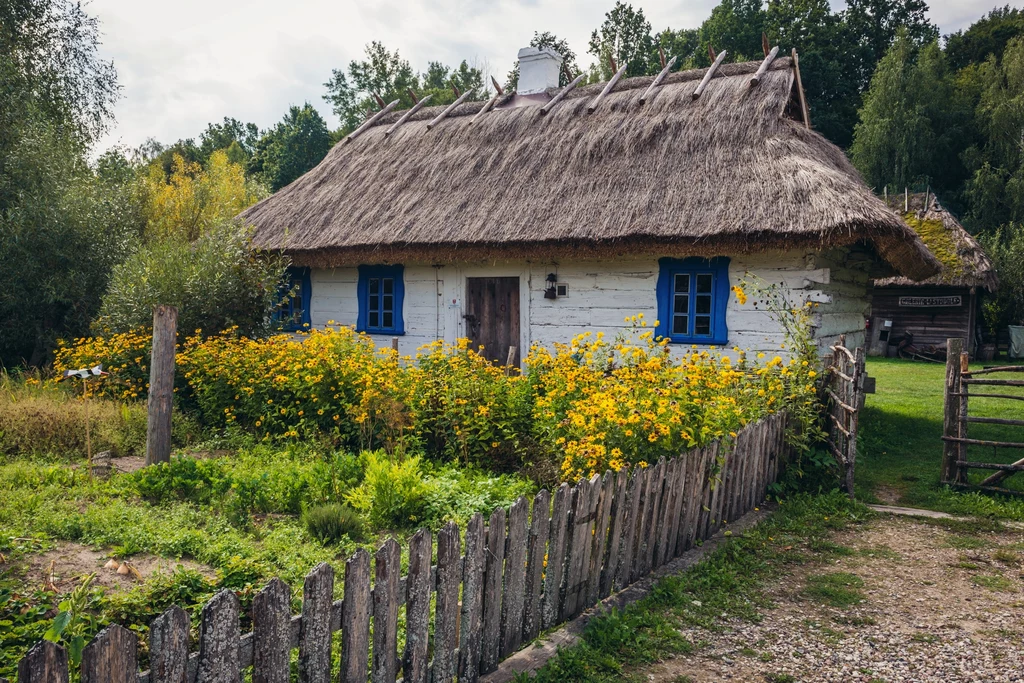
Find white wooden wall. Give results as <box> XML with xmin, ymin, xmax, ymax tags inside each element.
<box><xmin>308</xmin><ymin>248</ymin><xmax>872</xmax><ymax>360</ymax></box>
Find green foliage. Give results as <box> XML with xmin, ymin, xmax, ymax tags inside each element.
<box><xmin>42</xmin><ymin>574</ymin><xmax>100</xmax><ymax>668</ymax></box>
<box><xmin>802</xmin><ymin>571</ymin><xmax>867</xmax><ymax>606</ymax></box>
<box><xmin>588</xmin><ymin>2</ymin><xmax>656</xmax><ymax>78</ymax></box>
<box><xmin>421</xmin><ymin>465</ymin><xmax>535</xmax><ymax>527</ymax></box>
<box><xmin>94</xmin><ymin>222</ymin><xmax>287</xmax><ymax>338</ymax></box>
<box><xmin>303</xmin><ymin>503</ymin><xmax>366</xmax><ymax>544</ymax></box>
<box><xmin>345</xmin><ymin>451</ymin><xmax>429</xmax><ymax>530</ymax></box>
<box><xmin>696</xmin><ymin>0</ymin><xmax>767</xmax><ymax>66</ymax></box>
<box><xmin>946</xmin><ymin>5</ymin><xmax>1024</xmax><ymax>71</ymax></box>
<box><xmin>248</xmin><ymin>104</ymin><xmax>332</xmax><ymax>192</ymax></box>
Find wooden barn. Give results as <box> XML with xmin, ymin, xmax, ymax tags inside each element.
<box><xmin>242</xmin><ymin>46</ymin><xmax>939</xmax><ymax>364</ymax></box>
<box><xmin>869</xmin><ymin>193</ymin><xmax>997</xmax><ymax>358</ymax></box>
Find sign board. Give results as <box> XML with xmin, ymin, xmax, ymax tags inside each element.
<box><xmin>899</xmin><ymin>296</ymin><xmax>962</xmax><ymax>308</ymax></box>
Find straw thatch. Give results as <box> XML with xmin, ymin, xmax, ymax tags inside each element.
<box><xmin>875</xmin><ymin>193</ymin><xmax>997</xmax><ymax>291</ymax></box>
<box><xmin>243</xmin><ymin>57</ymin><xmax>939</xmax><ymax>280</ymax></box>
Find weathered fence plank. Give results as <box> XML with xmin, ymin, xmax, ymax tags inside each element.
<box><xmin>403</xmin><ymin>529</ymin><xmax>432</xmax><ymax>683</ymax></box>
<box><xmin>562</xmin><ymin>476</ymin><xmax>593</xmax><ymax>619</ymax></box>
<box><xmin>150</xmin><ymin>606</ymin><xmax>189</xmax><ymax>683</ymax></box>
<box><xmin>373</xmin><ymin>540</ymin><xmax>401</xmax><ymax>683</ymax></box>
<box><xmin>459</xmin><ymin>513</ymin><xmax>485</xmax><ymax>682</ymax></box>
<box><xmin>501</xmin><ymin>497</ymin><xmax>529</xmax><ymax>657</ymax></box>
<box><xmin>641</xmin><ymin>459</ymin><xmax>664</xmax><ymax>575</ymax></box>
<box><xmin>655</xmin><ymin>458</ymin><xmax>677</xmax><ymax>567</ymax></box>
<box><xmin>541</xmin><ymin>484</ymin><xmax>571</xmax><ymax>629</ymax></box>
<box><xmin>600</xmin><ymin>470</ymin><xmax>627</xmax><ymax>597</ymax></box>
<box><xmin>522</xmin><ymin>489</ymin><xmax>550</xmax><ymax>643</ymax></box>
<box><xmin>145</xmin><ymin>304</ymin><xmax>178</xmax><ymax>466</ymax></box>
<box><xmin>586</xmin><ymin>472</ymin><xmax>614</xmax><ymax>605</ymax></box>
<box><xmin>434</xmin><ymin>521</ymin><xmax>461</xmax><ymax>683</ymax></box>
<box><xmin>341</xmin><ymin>550</ymin><xmax>371</xmax><ymax>683</ymax></box>
<box><xmin>82</xmin><ymin>624</ymin><xmax>136</xmax><ymax>683</ymax></box>
<box><xmin>298</xmin><ymin>563</ymin><xmax>333</xmax><ymax>683</ymax></box>
<box><xmin>17</xmin><ymin>641</ymin><xmax>68</xmax><ymax>683</ymax></box>
<box><xmin>196</xmin><ymin>590</ymin><xmax>240</xmax><ymax>683</ymax></box>
<box><xmin>253</xmin><ymin>578</ymin><xmax>291</xmax><ymax>683</ymax></box>
<box><xmin>481</xmin><ymin>507</ymin><xmax>506</xmax><ymax>674</ymax></box>
<box><xmin>668</xmin><ymin>452</ymin><xmax>688</xmax><ymax>559</ymax></box>
<box><xmin>629</xmin><ymin>465</ymin><xmax>651</xmax><ymax>582</ymax></box>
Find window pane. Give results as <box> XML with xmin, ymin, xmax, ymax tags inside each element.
<box><xmin>369</xmin><ymin>293</ymin><xmax>379</xmax><ymax>312</ymax></box>
<box><xmin>674</xmin><ymin>273</ymin><xmax>689</xmax><ymax>293</ymax></box>
<box><xmin>672</xmin><ymin>315</ymin><xmax>688</xmax><ymax>335</ymax></box>
<box><xmin>382</xmin><ymin>294</ymin><xmax>393</xmax><ymax>313</ymax></box>
<box><xmin>696</xmin><ymin>295</ymin><xmax>711</xmax><ymax>314</ymax></box>
<box><xmin>382</xmin><ymin>278</ymin><xmax>393</xmax><ymax>295</ymax></box>
<box><xmin>696</xmin><ymin>273</ymin><xmax>713</xmax><ymax>293</ymax></box>
<box><xmin>673</xmin><ymin>293</ymin><xmax>689</xmax><ymax>314</ymax></box>
<box><xmin>695</xmin><ymin>316</ymin><xmax>711</xmax><ymax>336</ymax></box>
<box><xmin>383</xmin><ymin>311</ymin><xmax>393</xmax><ymax>328</ymax></box>
<box><xmin>369</xmin><ymin>311</ymin><xmax>379</xmax><ymax>328</ymax></box>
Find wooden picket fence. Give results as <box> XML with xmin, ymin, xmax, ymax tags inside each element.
<box><xmin>8</xmin><ymin>413</ymin><xmax>787</xmax><ymax>683</ymax></box>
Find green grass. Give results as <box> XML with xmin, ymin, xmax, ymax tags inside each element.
<box><xmin>802</xmin><ymin>572</ymin><xmax>867</xmax><ymax>607</ymax></box>
<box><xmin>857</xmin><ymin>358</ymin><xmax>1024</xmax><ymax>520</ymax></box>
<box><xmin>518</xmin><ymin>493</ymin><xmax>870</xmax><ymax>682</ymax></box>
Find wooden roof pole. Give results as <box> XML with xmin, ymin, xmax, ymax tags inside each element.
<box><xmin>345</xmin><ymin>99</ymin><xmax>400</xmax><ymax>143</ymax></box>
<box><xmin>540</xmin><ymin>73</ymin><xmax>586</xmax><ymax>115</ymax></box>
<box><xmin>640</xmin><ymin>55</ymin><xmax>678</xmax><ymax>105</ymax></box>
<box><xmin>751</xmin><ymin>45</ymin><xmax>779</xmax><ymax>86</ymax></box>
<box><xmin>427</xmin><ymin>90</ymin><xmax>474</xmax><ymax>131</ymax></box>
<box><xmin>588</xmin><ymin>63</ymin><xmax>628</xmax><ymax>114</ymax></box>
<box><xmin>384</xmin><ymin>95</ymin><xmax>433</xmax><ymax>137</ymax></box>
<box><xmin>791</xmin><ymin>48</ymin><xmax>811</xmax><ymax>129</ymax></box>
<box><xmin>470</xmin><ymin>92</ymin><xmax>501</xmax><ymax>124</ymax></box>
<box><xmin>693</xmin><ymin>50</ymin><xmax>727</xmax><ymax>100</ymax></box>
<box><xmin>491</xmin><ymin>76</ymin><xmax>504</xmax><ymax>96</ymax></box>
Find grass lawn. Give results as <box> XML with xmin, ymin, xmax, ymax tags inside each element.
<box><xmin>857</xmin><ymin>357</ymin><xmax>1024</xmax><ymax>519</ymax></box>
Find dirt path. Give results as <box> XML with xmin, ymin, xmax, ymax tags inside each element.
<box><xmin>643</xmin><ymin>515</ymin><xmax>1024</xmax><ymax>683</ymax></box>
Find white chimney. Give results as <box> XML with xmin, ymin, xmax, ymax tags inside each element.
<box><xmin>517</xmin><ymin>46</ymin><xmax>563</xmax><ymax>95</ymax></box>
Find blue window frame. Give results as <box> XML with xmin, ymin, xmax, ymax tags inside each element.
<box><xmin>655</xmin><ymin>257</ymin><xmax>730</xmax><ymax>345</ymax></box>
<box><xmin>357</xmin><ymin>264</ymin><xmax>405</xmax><ymax>335</ymax></box>
<box><xmin>277</xmin><ymin>266</ymin><xmax>311</xmax><ymax>331</ymax></box>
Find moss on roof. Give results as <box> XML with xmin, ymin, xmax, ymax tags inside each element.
<box><xmin>902</xmin><ymin>212</ymin><xmax>964</xmax><ymax>280</ymax></box>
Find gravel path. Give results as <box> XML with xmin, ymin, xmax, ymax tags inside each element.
<box><xmin>644</xmin><ymin>515</ymin><xmax>1024</xmax><ymax>683</ymax></box>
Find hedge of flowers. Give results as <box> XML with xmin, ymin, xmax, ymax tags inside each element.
<box><xmin>54</xmin><ymin>306</ymin><xmax>820</xmax><ymax>481</ymax></box>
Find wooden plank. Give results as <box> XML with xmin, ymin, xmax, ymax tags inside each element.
<box><xmin>372</xmin><ymin>539</ymin><xmax>401</xmax><ymax>683</ymax></box>
<box><xmin>750</xmin><ymin>45</ymin><xmax>779</xmax><ymax>85</ymax></box>
<box><xmin>427</xmin><ymin>90</ymin><xmax>473</xmax><ymax>130</ymax></box>
<box><xmin>540</xmin><ymin>73</ymin><xmax>586</xmax><ymax>115</ymax></box>
<box><xmin>459</xmin><ymin>513</ymin><xmax>485</xmax><ymax>682</ymax></box>
<box><xmin>698</xmin><ymin>445</ymin><xmax>717</xmax><ymax>542</ymax></box>
<box><xmin>707</xmin><ymin>452</ymin><xmax>724</xmax><ymax>535</ymax></box>
<box><xmin>600</xmin><ymin>470</ymin><xmax>627</xmax><ymax>597</ymax></box>
<box><xmin>587</xmin><ymin>64</ymin><xmax>628</xmax><ymax>113</ymax></box>
<box><xmin>481</xmin><ymin>507</ymin><xmax>506</xmax><ymax>674</ymax></box>
<box><xmin>434</xmin><ymin>522</ymin><xmax>461</xmax><ymax>683</ymax></box>
<box><xmin>953</xmin><ymin>392</ymin><xmax>1024</xmax><ymax>401</ymax></box>
<box><xmin>298</xmin><ymin>563</ymin><xmax>332</xmax><ymax>683</ymax></box>
<box><xmin>82</xmin><ymin>624</ymin><xmax>137</xmax><ymax>683</ymax></box>
<box><xmin>693</xmin><ymin>50</ymin><xmax>728</xmax><ymax>99</ymax></box>
<box><xmin>791</xmin><ymin>48</ymin><xmax>811</xmax><ymax>128</ymax></box>
<box><xmin>561</xmin><ymin>477</ymin><xmax>591</xmax><ymax>619</ymax></box>
<box><xmin>678</xmin><ymin>448</ymin><xmax>701</xmax><ymax>552</ymax></box>
<box><xmin>962</xmin><ymin>378</ymin><xmax>1024</xmax><ymax>386</ymax></box>
<box><xmin>614</xmin><ymin>467</ymin><xmax>641</xmax><ymax>591</ymax></box>
<box><xmin>654</xmin><ymin>458</ymin><xmax>676</xmax><ymax>568</ymax></box>
<box><xmin>630</xmin><ymin>465</ymin><xmax>652</xmax><ymax>582</ymax></box>
<box><xmin>960</xmin><ymin>460</ymin><xmax>1024</xmax><ymax>472</ymax></box>
<box><xmin>941</xmin><ymin>436</ymin><xmax>1024</xmax><ymax>449</ymax></box>
<box><xmin>253</xmin><ymin>578</ymin><xmax>292</xmax><ymax>683</ymax></box>
<box><xmin>385</xmin><ymin>95</ymin><xmax>433</xmax><ymax>136</ymax></box>
<box><xmin>966</xmin><ymin>416</ymin><xmax>1024</xmax><ymax>427</ymax></box>
<box><xmin>404</xmin><ymin>529</ymin><xmax>432</xmax><ymax>683</ymax></box>
<box><xmin>639</xmin><ymin>55</ymin><xmax>679</xmax><ymax>104</ymax></box>
<box><xmin>587</xmin><ymin>472</ymin><xmax>614</xmax><ymax>605</ymax></box>
<box><xmin>149</xmin><ymin>606</ymin><xmax>189</xmax><ymax>683</ymax></box>
<box><xmin>341</xmin><ymin>550</ymin><xmax>371</xmax><ymax>683</ymax></box>
<box><xmin>645</xmin><ymin>459</ymin><xmax>666</xmax><ymax>572</ymax></box>
<box><xmin>542</xmin><ymin>484</ymin><xmax>571</xmax><ymax>628</ymax></box>
<box><xmin>17</xmin><ymin>641</ymin><xmax>68</xmax><ymax>683</ymax></box>
<box><xmin>522</xmin><ymin>490</ymin><xmax>550</xmax><ymax>643</ymax></box>
<box><xmin>196</xmin><ymin>590</ymin><xmax>241</xmax><ymax>683</ymax></box>
<box><xmin>667</xmin><ymin>454</ymin><xmax>688</xmax><ymax>559</ymax></box>
<box><xmin>345</xmin><ymin>99</ymin><xmax>399</xmax><ymax>142</ymax></box>
<box><xmin>965</xmin><ymin>365</ymin><xmax>1024</xmax><ymax>375</ymax></box>
<box><xmin>145</xmin><ymin>304</ymin><xmax>177</xmax><ymax>466</ymax></box>
<box><xmin>501</xmin><ymin>497</ymin><xmax>530</xmax><ymax>657</ymax></box>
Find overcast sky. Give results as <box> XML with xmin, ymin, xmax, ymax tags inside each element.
<box><xmin>90</xmin><ymin>0</ymin><xmax>1005</xmax><ymax>154</ymax></box>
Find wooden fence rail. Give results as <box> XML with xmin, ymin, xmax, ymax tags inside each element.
<box><xmin>10</xmin><ymin>414</ymin><xmax>788</xmax><ymax>683</ymax></box>
<box><xmin>825</xmin><ymin>335</ymin><xmax>865</xmax><ymax>500</ymax></box>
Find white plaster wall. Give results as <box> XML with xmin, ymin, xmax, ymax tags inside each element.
<box><xmin>308</xmin><ymin>249</ymin><xmax>872</xmax><ymax>360</ymax></box>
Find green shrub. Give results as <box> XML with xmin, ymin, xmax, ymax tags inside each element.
<box><xmin>346</xmin><ymin>451</ymin><xmax>429</xmax><ymax>530</ymax></box>
<box><xmin>303</xmin><ymin>503</ymin><xmax>365</xmax><ymax>543</ymax></box>
<box><xmin>422</xmin><ymin>465</ymin><xmax>536</xmax><ymax>527</ymax></box>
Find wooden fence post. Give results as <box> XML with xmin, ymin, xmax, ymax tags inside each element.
<box><xmin>145</xmin><ymin>305</ymin><xmax>178</xmax><ymax>466</ymax></box>
<box><xmin>149</xmin><ymin>605</ymin><xmax>189</xmax><ymax>683</ymax></box>
<box><xmin>81</xmin><ymin>624</ymin><xmax>137</xmax><ymax>683</ymax></box>
<box><xmin>941</xmin><ymin>337</ymin><xmax>964</xmax><ymax>483</ymax></box>
<box><xmin>17</xmin><ymin>641</ymin><xmax>69</xmax><ymax>683</ymax></box>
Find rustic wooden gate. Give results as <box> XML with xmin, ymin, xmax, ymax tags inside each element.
<box><xmin>464</xmin><ymin>277</ymin><xmax>521</xmax><ymax>367</ymax></box>
<box><xmin>825</xmin><ymin>335</ymin><xmax>865</xmax><ymax>499</ymax></box>
<box><xmin>941</xmin><ymin>337</ymin><xmax>1024</xmax><ymax>495</ymax></box>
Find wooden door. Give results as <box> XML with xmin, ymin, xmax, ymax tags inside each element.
<box><xmin>465</xmin><ymin>277</ymin><xmax>521</xmax><ymax>367</ymax></box>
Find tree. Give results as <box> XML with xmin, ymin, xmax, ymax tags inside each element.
<box><xmin>588</xmin><ymin>2</ymin><xmax>656</xmax><ymax>79</ymax></box>
<box><xmin>657</xmin><ymin>28</ymin><xmax>700</xmax><ymax>69</ymax></box>
<box><xmin>249</xmin><ymin>104</ymin><xmax>332</xmax><ymax>192</ymax></box>
<box><xmin>420</xmin><ymin>60</ymin><xmax>486</xmax><ymax>105</ymax></box>
<box><xmin>695</xmin><ymin>0</ymin><xmax>767</xmax><ymax>67</ymax></box>
<box><xmin>323</xmin><ymin>42</ymin><xmax>421</xmax><ymax>134</ymax></box>
<box><xmin>506</xmin><ymin>31</ymin><xmax>581</xmax><ymax>89</ymax></box>
<box><xmin>842</xmin><ymin>0</ymin><xmax>938</xmax><ymax>90</ymax></box>
<box><xmin>946</xmin><ymin>5</ymin><xmax>1024</xmax><ymax>71</ymax></box>
<box><xmin>198</xmin><ymin>117</ymin><xmax>260</xmax><ymax>163</ymax></box>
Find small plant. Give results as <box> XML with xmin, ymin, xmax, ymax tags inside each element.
<box><xmin>345</xmin><ymin>450</ymin><xmax>429</xmax><ymax>530</ymax></box>
<box><xmin>802</xmin><ymin>572</ymin><xmax>867</xmax><ymax>608</ymax></box>
<box><xmin>43</xmin><ymin>574</ymin><xmax>99</xmax><ymax>668</ymax></box>
<box><xmin>303</xmin><ymin>503</ymin><xmax>366</xmax><ymax>544</ymax></box>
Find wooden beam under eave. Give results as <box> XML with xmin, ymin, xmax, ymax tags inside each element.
<box><xmin>791</xmin><ymin>48</ymin><xmax>811</xmax><ymax>129</ymax></box>
<box><xmin>345</xmin><ymin>99</ymin><xmax>400</xmax><ymax>143</ymax></box>
<box><xmin>751</xmin><ymin>45</ymin><xmax>779</xmax><ymax>86</ymax></box>
<box><xmin>427</xmin><ymin>90</ymin><xmax>474</xmax><ymax>131</ymax></box>
<box><xmin>692</xmin><ymin>50</ymin><xmax>727</xmax><ymax>99</ymax></box>
<box><xmin>640</xmin><ymin>55</ymin><xmax>678</xmax><ymax>105</ymax></box>
<box><xmin>384</xmin><ymin>95</ymin><xmax>433</xmax><ymax>137</ymax></box>
<box><xmin>541</xmin><ymin>73</ymin><xmax>586</xmax><ymax>115</ymax></box>
<box><xmin>588</xmin><ymin>64</ymin><xmax>628</xmax><ymax>114</ymax></box>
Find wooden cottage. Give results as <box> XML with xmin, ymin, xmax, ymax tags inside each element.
<box><xmin>869</xmin><ymin>193</ymin><xmax>997</xmax><ymax>358</ymax></box>
<box><xmin>242</xmin><ymin>46</ymin><xmax>939</xmax><ymax>364</ymax></box>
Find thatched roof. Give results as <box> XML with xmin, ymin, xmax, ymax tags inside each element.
<box><xmin>243</xmin><ymin>57</ymin><xmax>939</xmax><ymax>281</ymax></box>
<box><xmin>874</xmin><ymin>193</ymin><xmax>997</xmax><ymax>292</ymax></box>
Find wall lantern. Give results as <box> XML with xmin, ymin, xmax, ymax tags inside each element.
<box><xmin>544</xmin><ymin>273</ymin><xmax>558</xmax><ymax>299</ymax></box>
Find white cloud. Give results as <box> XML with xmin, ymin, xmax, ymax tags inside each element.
<box><xmin>89</xmin><ymin>0</ymin><xmax>1000</xmax><ymax>153</ymax></box>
